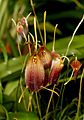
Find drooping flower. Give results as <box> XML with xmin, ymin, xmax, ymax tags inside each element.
<box><xmin>49</xmin><ymin>55</ymin><xmax>64</xmax><ymax>84</ymax></box>
<box><xmin>25</xmin><ymin>54</ymin><xmax>45</xmax><ymax>91</ymax></box>
<box><xmin>70</xmin><ymin>59</ymin><xmax>82</xmax><ymax>79</ymax></box>
<box><xmin>16</xmin><ymin>16</ymin><xmax>29</xmax><ymax>43</ymax></box>
<box><xmin>38</xmin><ymin>46</ymin><xmax>52</xmax><ymax>69</ymax></box>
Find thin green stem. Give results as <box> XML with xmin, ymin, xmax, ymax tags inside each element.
<box><xmin>18</xmin><ymin>87</ymin><xmax>27</xmax><ymax>103</ymax></box>
<box><xmin>27</xmin><ymin>34</ymin><xmax>31</xmax><ymax>56</ymax></box>
<box><xmin>26</xmin><ymin>12</ymin><xmax>31</xmax><ymax>20</ymax></box>
<box><xmin>75</xmin><ymin>69</ymin><xmax>84</xmax><ymax>120</ymax></box>
<box><xmin>44</xmin><ymin>11</ymin><xmax>46</xmax><ymax>45</ymax></box>
<box><xmin>72</xmin><ymin>0</ymin><xmax>84</xmax><ymax>9</ymax></box>
<box><xmin>34</xmin><ymin>17</ymin><xmax>37</xmax><ymax>50</ymax></box>
<box><xmin>65</xmin><ymin>15</ymin><xmax>84</xmax><ymax>59</ymax></box>
<box><xmin>45</xmin><ymin>84</ymin><xmax>56</xmax><ymax>120</ymax></box>
<box><xmin>62</xmin><ymin>55</ymin><xmax>70</xmax><ymax>63</ymax></box>
<box><xmin>35</xmin><ymin>92</ymin><xmax>42</xmax><ymax>119</ymax></box>
<box><xmin>29</xmin><ymin>32</ymin><xmax>35</xmax><ymax>42</ymax></box>
<box><xmin>11</xmin><ymin>18</ymin><xmax>17</xmax><ymax>26</ymax></box>
<box><xmin>64</xmin><ymin>70</ymin><xmax>74</xmax><ymax>85</ymax></box>
<box><xmin>52</xmin><ymin>24</ymin><xmax>58</xmax><ymax>52</ymax></box>
<box><xmin>19</xmin><ymin>77</ymin><xmax>27</xmax><ymax>111</ymax></box>
<box><xmin>41</xmin><ymin>86</ymin><xmax>59</xmax><ymax>96</ymax></box>
<box><xmin>28</xmin><ymin>92</ymin><xmax>33</xmax><ymax>111</ymax></box>
<box><xmin>30</xmin><ymin>0</ymin><xmax>43</xmax><ymax>43</ymax></box>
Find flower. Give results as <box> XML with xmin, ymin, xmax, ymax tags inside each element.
<box><xmin>38</xmin><ymin>46</ymin><xmax>52</xmax><ymax>69</ymax></box>
<box><xmin>21</xmin><ymin>17</ymin><xmax>27</xmax><ymax>26</ymax></box>
<box><xmin>49</xmin><ymin>55</ymin><xmax>64</xmax><ymax>84</ymax></box>
<box><xmin>16</xmin><ymin>24</ymin><xmax>24</xmax><ymax>37</ymax></box>
<box><xmin>25</xmin><ymin>54</ymin><xmax>45</xmax><ymax>91</ymax></box>
<box><xmin>16</xmin><ymin>17</ymin><xmax>28</xmax><ymax>42</ymax></box>
<box><xmin>70</xmin><ymin>60</ymin><xmax>82</xmax><ymax>79</ymax></box>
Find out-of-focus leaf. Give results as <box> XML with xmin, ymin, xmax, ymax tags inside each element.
<box><xmin>8</xmin><ymin>112</ymin><xmax>39</xmax><ymax>120</ymax></box>
<box><xmin>0</xmin><ymin>56</ymin><xmax>25</xmax><ymax>81</ymax></box>
<box><xmin>0</xmin><ymin>40</ymin><xmax>8</xmax><ymax>63</ymax></box>
<box><xmin>47</xmin><ymin>35</ymin><xmax>84</xmax><ymax>59</ymax></box>
<box><xmin>4</xmin><ymin>80</ymin><xmax>18</xmax><ymax>96</ymax></box>
<box><xmin>0</xmin><ymin>104</ymin><xmax>9</xmax><ymax>120</ymax></box>
<box><xmin>48</xmin><ymin>10</ymin><xmax>84</xmax><ymax>20</ymax></box>
<box><xmin>0</xmin><ymin>0</ymin><xmax>8</xmax><ymax>24</ymax></box>
<box><xmin>28</xmin><ymin>16</ymin><xmax>34</xmax><ymax>25</ymax></box>
<box><xmin>0</xmin><ymin>81</ymin><xmax>3</xmax><ymax>104</ymax></box>
<box><xmin>0</xmin><ymin>11</ymin><xmax>8</xmax><ymax>39</ymax></box>
<box><xmin>6</xmin><ymin>32</ymin><xmax>19</xmax><ymax>57</ymax></box>
<box><xmin>40</xmin><ymin>22</ymin><xmax>61</xmax><ymax>34</ymax></box>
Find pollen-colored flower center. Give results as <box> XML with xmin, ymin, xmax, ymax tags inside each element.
<box><xmin>33</xmin><ymin>56</ymin><xmax>37</xmax><ymax>64</ymax></box>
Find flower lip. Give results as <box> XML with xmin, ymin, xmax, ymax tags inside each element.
<box><xmin>70</xmin><ymin>59</ymin><xmax>82</xmax><ymax>79</ymax></box>
<box><xmin>70</xmin><ymin>60</ymin><xmax>82</xmax><ymax>71</ymax></box>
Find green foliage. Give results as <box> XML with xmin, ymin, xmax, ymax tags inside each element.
<box><xmin>47</xmin><ymin>35</ymin><xmax>84</xmax><ymax>59</ymax></box>
<box><xmin>0</xmin><ymin>56</ymin><xmax>25</xmax><ymax>81</ymax></box>
<box><xmin>0</xmin><ymin>0</ymin><xmax>84</xmax><ymax>119</ymax></box>
<box><xmin>8</xmin><ymin>112</ymin><xmax>39</xmax><ymax>120</ymax></box>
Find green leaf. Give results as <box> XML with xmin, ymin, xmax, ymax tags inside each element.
<box><xmin>0</xmin><ymin>11</ymin><xmax>8</xmax><ymax>40</ymax></box>
<box><xmin>47</xmin><ymin>34</ymin><xmax>84</xmax><ymax>59</ymax></box>
<box><xmin>0</xmin><ymin>40</ymin><xmax>8</xmax><ymax>63</ymax></box>
<box><xmin>48</xmin><ymin>10</ymin><xmax>84</xmax><ymax>21</ymax></box>
<box><xmin>0</xmin><ymin>0</ymin><xmax>8</xmax><ymax>24</ymax></box>
<box><xmin>0</xmin><ymin>104</ymin><xmax>9</xmax><ymax>120</ymax></box>
<box><xmin>6</xmin><ymin>32</ymin><xmax>19</xmax><ymax>57</ymax></box>
<box><xmin>4</xmin><ymin>80</ymin><xmax>18</xmax><ymax>96</ymax></box>
<box><xmin>8</xmin><ymin>112</ymin><xmax>39</xmax><ymax>120</ymax></box>
<box><xmin>0</xmin><ymin>56</ymin><xmax>25</xmax><ymax>82</ymax></box>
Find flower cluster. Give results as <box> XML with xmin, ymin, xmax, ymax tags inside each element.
<box><xmin>25</xmin><ymin>45</ymin><xmax>64</xmax><ymax>91</ymax></box>
<box><xmin>16</xmin><ymin>17</ymin><xmax>28</xmax><ymax>42</ymax></box>
<box><xmin>14</xmin><ymin>14</ymin><xmax>82</xmax><ymax>92</ymax></box>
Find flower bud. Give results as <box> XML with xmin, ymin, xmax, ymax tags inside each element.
<box><xmin>49</xmin><ymin>57</ymin><xmax>64</xmax><ymax>84</ymax></box>
<box><xmin>70</xmin><ymin>60</ymin><xmax>82</xmax><ymax>79</ymax></box>
<box><xmin>16</xmin><ymin>25</ymin><xmax>24</xmax><ymax>37</ymax></box>
<box><xmin>21</xmin><ymin>17</ymin><xmax>28</xmax><ymax>28</ymax></box>
<box><xmin>38</xmin><ymin>46</ymin><xmax>52</xmax><ymax>69</ymax></box>
<box><xmin>25</xmin><ymin>54</ymin><xmax>45</xmax><ymax>91</ymax></box>
<box><xmin>21</xmin><ymin>17</ymin><xmax>28</xmax><ymax>35</ymax></box>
